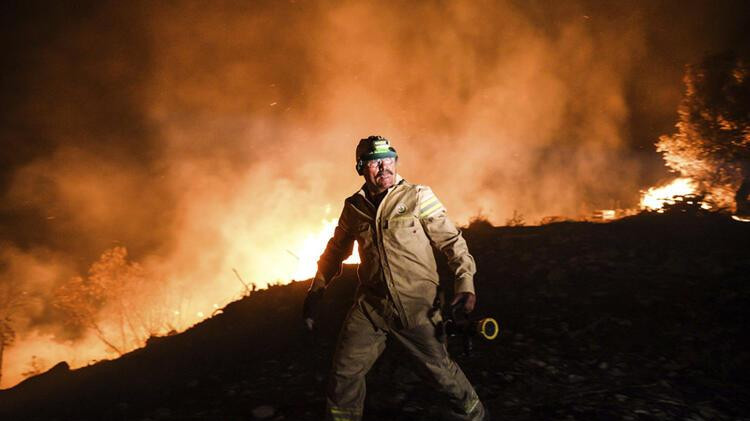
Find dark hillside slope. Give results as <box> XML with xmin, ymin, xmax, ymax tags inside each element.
<box><xmin>1</xmin><ymin>212</ymin><xmax>749</xmax><ymax>420</ymax></box>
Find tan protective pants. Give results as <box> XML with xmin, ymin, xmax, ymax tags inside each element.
<box><xmin>326</xmin><ymin>293</ymin><xmax>486</xmax><ymax>421</ymax></box>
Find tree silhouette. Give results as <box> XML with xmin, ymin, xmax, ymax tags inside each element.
<box><xmin>656</xmin><ymin>52</ymin><xmax>750</xmax><ymax>211</ymax></box>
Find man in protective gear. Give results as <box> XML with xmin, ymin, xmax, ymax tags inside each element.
<box><xmin>303</xmin><ymin>135</ymin><xmax>487</xmax><ymax>421</ymax></box>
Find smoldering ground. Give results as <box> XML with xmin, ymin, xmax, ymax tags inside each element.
<box><xmin>1</xmin><ymin>0</ymin><xmax>748</xmax><ymax>388</ymax></box>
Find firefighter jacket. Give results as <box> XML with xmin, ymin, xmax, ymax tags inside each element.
<box><xmin>313</xmin><ymin>176</ymin><xmax>476</xmax><ymax>328</ymax></box>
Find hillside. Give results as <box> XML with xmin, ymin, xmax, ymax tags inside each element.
<box><xmin>1</xmin><ymin>212</ymin><xmax>749</xmax><ymax>421</ymax></box>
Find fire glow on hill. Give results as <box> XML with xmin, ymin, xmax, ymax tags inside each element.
<box><xmin>1</xmin><ymin>1</ymin><xmax>748</xmax><ymax>391</ymax></box>
<box><xmin>1</xmin><ymin>215</ymin><xmax>360</xmax><ymax>389</ymax></box>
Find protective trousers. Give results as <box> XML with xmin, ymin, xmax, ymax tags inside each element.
<box><xmin>326</xmin><ymin>293</ymin><xmax>486</xmax><ymax>421</ymax></box>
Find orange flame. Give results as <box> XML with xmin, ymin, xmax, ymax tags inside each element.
<box><xmin>290</xmin><ymin>218</ymin><xmax>360</xmax><ymax>280</ymax></box>
<box><xmin>639</xmin><ymin>178</ymin><xmax>710</xmax><ymax>212</ymax></box>
<box><xmin>1</xmin><ymin>212</ymin><xmax>359</xmax><ymax>389</ymax></box>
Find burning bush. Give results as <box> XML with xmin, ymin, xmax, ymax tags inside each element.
<box><xmin>656</xmin><ymin>51</ymin><xmax>750</xmax><ymax>211</ymax></box>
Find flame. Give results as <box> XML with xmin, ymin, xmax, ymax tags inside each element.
<box><xmin>1</xmin><ymin>213</ymin><xmax>360</xmax><ymax>389</ymax></box>
<box><xmin>639</xmin><ymin>178</ymin><xmax>706</xmax><ymax>212</ymax></box>
<box><xmin>289</xmin><ymin>218</ymin><xmax>360</xmax><ymax>280</ymax></box>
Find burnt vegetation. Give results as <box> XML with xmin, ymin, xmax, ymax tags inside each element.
<box><xmin>1</xmin><ymin>211</ymin><xmax>749</xmax><ymax>421</ymax></box>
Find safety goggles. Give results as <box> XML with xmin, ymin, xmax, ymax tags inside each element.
<box><xmin>363</xmin><ymin>157</ymin><xmax>395</xmax><ymax>169</ymax></box>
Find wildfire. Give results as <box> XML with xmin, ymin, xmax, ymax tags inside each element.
<box><xmin>289</xmin><ymin>218</ymin><xmax>360</xmax><ymax>280</ymax></box>
<box><xmin>640</xmin><ymin>178</ymin><xmax>699</xmax><ymax>212</ymax></box>
<box><xmin>0</xmin><ymin>212</ymin><xmax>361</xmax><ymax>389</ymax></box>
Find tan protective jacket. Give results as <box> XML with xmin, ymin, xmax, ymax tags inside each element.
<box><xmin>313</xmin><ymin>176</ymin><xmax>476</xmax><ymax>328</ymax></box>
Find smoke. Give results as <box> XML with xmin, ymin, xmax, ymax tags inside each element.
<box><xmin>147</xmin><ymin>0</ymin><xmax>649</xmax><ymax>219</ymax></box>
<box><xmin>1</xmin><ymin>0</ymin><xmax>748</xmax><ymax>387</ymax></box>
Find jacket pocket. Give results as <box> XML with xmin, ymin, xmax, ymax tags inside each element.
<box><xmin>389</xmin><ymin>218</ymin><xmax>418</xmax><ymax>246</ymax></box>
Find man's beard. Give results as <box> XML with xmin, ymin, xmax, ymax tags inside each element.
<box><xmin>372</xmin><ymin>169</ymin><xmax>394</xmax><ymax>191</ymax></box>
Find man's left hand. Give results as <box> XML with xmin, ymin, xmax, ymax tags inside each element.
<box><xmin>450</xmin><ymin>292</ymin><xmax>476</xmax><ymax>313</ymax></box>
<box><xmin>303</xmin><ymin>288</ymin><xmax>324</xmax><ymax>331</ymax></box>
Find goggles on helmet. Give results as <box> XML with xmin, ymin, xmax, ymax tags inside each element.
<box><xmin>362</xmin><ymin>157</ymin><xmax>396</xmax><ymax>169</ymax></box>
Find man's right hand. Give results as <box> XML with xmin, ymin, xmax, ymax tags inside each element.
<box><xmin>302</xmin><ymin>288</ymin><xmax>324</xmax><ymax>331</ymax></box>
<box><xmin>451</xmin><ymin>291</ymin><xmax>476</xmax><ymax>314</ymax></box>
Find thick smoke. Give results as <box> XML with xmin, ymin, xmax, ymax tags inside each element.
<box><xmin>1</xmin><ymin>0</ymin><xmax>748</xmax><ymax>387</ymax></box>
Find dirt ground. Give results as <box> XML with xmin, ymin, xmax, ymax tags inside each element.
<box><xmin>1</xmin><ymin>211</ymin><xmax>749</xmax><ymax>421</ymax></box>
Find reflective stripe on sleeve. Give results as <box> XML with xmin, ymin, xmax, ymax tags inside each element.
<box><xmin>420</xmin><ymin>195</ymin><xmax>438</xmax><ymax>211</ymax></box>
<box><xmin>419</xmin><ymin>190</ymin><xmax>445</xmax><ymax>218</ymax></box>
<box><xmin>328</xmin><ymin>406</ymin><xmax>362</xmax><ymax>421</ymax></box>
<box><xmin>420</xmin><ymin>202</ymin><xmax>444</xmax><ymax>218</ymax></box>
<box><xmin>464</xmin><ymin>396</ymin><xmax>479</xmax><ymax>414</ymax></box>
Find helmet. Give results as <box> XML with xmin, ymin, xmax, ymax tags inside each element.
<box><xmin>355</xmin><ymin>135</ymin><xmax>398</xmax><ymax>175</ymax></box>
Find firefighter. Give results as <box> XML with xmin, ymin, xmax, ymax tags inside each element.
<box><xmin>303</xmin><ymin>136</ymin><xmax>488</xmax><ymax>421</ymax></box>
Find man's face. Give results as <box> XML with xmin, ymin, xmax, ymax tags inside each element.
<box><xmin>362</xmin><ymin>157</ymin><xmax>397</xmax><ymax>193</ymax></box>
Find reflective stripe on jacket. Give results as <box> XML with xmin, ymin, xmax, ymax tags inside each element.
<box><xmin>314</xmin><ymin>176</ymin><xmax>476</xmax><ymax>328</ymax></box>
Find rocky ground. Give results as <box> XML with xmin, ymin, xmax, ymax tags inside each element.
<box><xmin>1</xmin><ymin>210</ymin><xmax>749</xmax><ymax>421</ymax></box>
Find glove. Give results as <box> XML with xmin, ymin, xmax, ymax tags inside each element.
<box><xmin>303</xmin><ymin>288</ymin><xmax>324</xmax><ymax>331</ymax></box>
<box><xmin>450</xmin><ymin>292</ymin><xmax>476</xmax><ymax>313</ymax></box>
